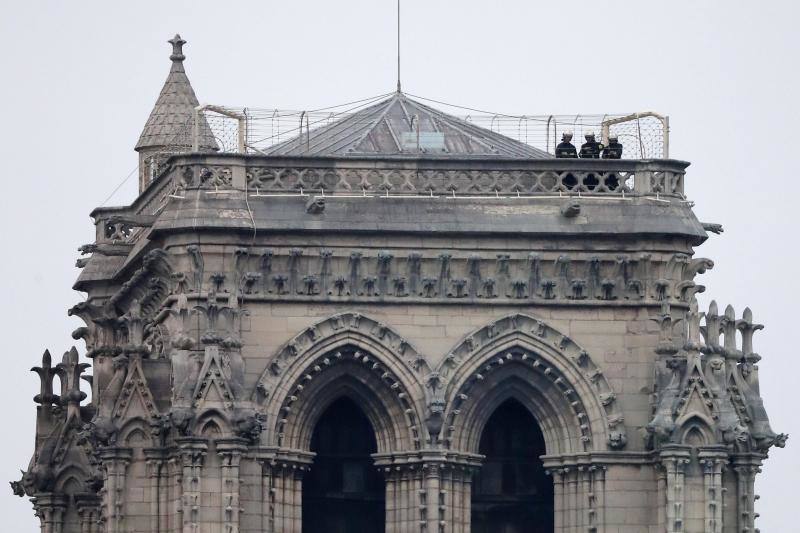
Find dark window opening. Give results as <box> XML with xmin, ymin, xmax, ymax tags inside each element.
<box><xmin>302</xmin><ymin>397</ymin><xmax>385</xmax><ymax>533</ymax></box>
<box><xmin>471</xmin><ymin>399</ymin><xmax>554</xmax><ymax>533</ymax></box>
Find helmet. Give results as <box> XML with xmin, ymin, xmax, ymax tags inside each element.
<box><xmin>562</xmin><ymin>131</ymin><xmax>573</xmax><ymax>140</ymax></box>
<box><xmin>608</xmin><ymin>133</ymin><xmax>618</xmax><ymax>142</ymax></box>
<box><xmin>585</xmin><ymin>130</ymin><xmax>595</xmax><ymax>138</ymax></box>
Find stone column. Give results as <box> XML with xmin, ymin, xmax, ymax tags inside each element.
<box><xmin>260</xmin><ymin>453</ymin><xmax>311</xmax><ymax>533</ymax></box>
<box><xmin>175</xmin><ymin>437</ymin><xmax>208</xmax><ymax>533</ymax></box>
<box><xmin>75</xmin><ymin>494</ymin><xmax>102</xmax><ymax>533</ymax></box>
<box><xmin>731</xmin><ymin>454</ymin><xmax>763</xmax><ymax>533</ymax></box>
<box><xmin>566</xmin><ymin>466</ymin><xmax>578</xmax><ymax>532</ymax></box>
<box><xmin>424</xmin><ymin>462</ymin><xmax>442</xmax><ymax>533</ymax></box>
<box><xmin>550</xmin><ymin>468</ymin><xmax>565</xmax><ymax>533</ymax></box>
<box><xmin>655</xmin><ymin>462</ymin><xmax>667</xmax><ymax>532</ymax></box>
<box><xmin>591</xmin><ymin>465</ymin><xmax>607</xmax><ymax>533</ymax></box>
<box><xmin>659</xmin><ymin>445</ymin><xmax>692</xmax><ymax>533</ymax></box>
<box><xmin>393</xmin><ymin>463</ymin><xmax>423</xmax><ymax>533</ymax></box>
<box><xmin>398</xmin><ymin>467</ymin><xmax>410</xmax><ymax>533</ymax></box>
<box><xmin>166</xmin><ymin>456</ymin><xmax>182</xmax><ymax>533</ymax></box>
<box><xmin>384</xmin><ymin>467</ymin><xmax>398</xmax><ymax>533</ymax></box>
<box><xmin>144</xmin><ymin>448</ymin><xmax>167</xmax><ymax>533</ymax></box>
<box><xmin>278</xmin><ymin>463</ymin><xmax>294</xmax><ymax>533</ymax></box>
<box><xmin>257</xmin><ymin>458</ymin><xmax>275</xmax><ymax>533</ymax></box>
<box><xmin>441</xmin><ymin>464</ymin><xmax>469</xmax><ymax>533</ymax></box>
<box><xmin>461</xmin><ymin>465</ymin><xmax>474</xmax><ymax>533</ymax></box>
<box><xmin>376</xmin><ymin>453</ymin><xmax>480</xmax><ymax>533</ymax></box>
<box><xmin>32</xmin><ymin>494</ymin><xmax>67</xmax><ymax>533</ymax></box>
<box><xmin>579</xmin><ymin>466</ymin><xmax>591</xmax><ymax>532</ymax></box>
<box><xmin>217</xmin><ymin>438</ymin><xmax>248</xmax><ymax>533</ymax></box>
<box><xmin>699</xmin><ymin>447</ymin><xmax>728</xmax><ymax>533</ymax></box>
<box><xmin>99</xmin><ymin>447</ymin><xmax>133</xmax><ymax>533</ymax></box>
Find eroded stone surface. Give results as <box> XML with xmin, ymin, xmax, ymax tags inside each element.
<box><xmin>15</xmin><ymin>36</ymin><xmax>784</xmax><ymax>533</ymax></box>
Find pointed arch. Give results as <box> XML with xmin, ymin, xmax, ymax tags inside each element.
<box><xmin>675</xmin><ymin>413</ymin><xmax>716</xmax><ymax>445</ymax></box>
<box><xmin>118</xmin><ymin>417</ymin><xmax>153</xmax><ymax>447</ymax></box>
<box><xmin>439</xmin><ymin>314</ymin><xmax>625</xmax><ymax>454</ymax></box>
<box><xmin>193</xmin><ymin>408</ymin><xmax>233</xmax><ymax>439</ymax></box>
<box><xmin>253</xmin><ymin>312</ymin><xmax>430</xmax><ymax>402</ymax></box>
<box><xmin>53</xmin><ymin>465</ymin><xmax>90</xmax><ymax>495</ymax></box>
<box><xmin>255</xmin><ymin>313</ymin><xmax>428</xmax><ymax>453</ymax></box>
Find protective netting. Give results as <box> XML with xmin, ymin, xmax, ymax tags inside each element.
<box><xmin>195</xmin><ymin>94</ymin><xmax>669</xmax><ymax>159</ymax></box>
<box><xmin>203</xmin><ymin>109</ymin><xmax>244</xmax><ymax>153</ymax></box>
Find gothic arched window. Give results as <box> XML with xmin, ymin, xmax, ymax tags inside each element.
<box><xmin>302</xmin><ymin>397</ymin><xmax>386</xmax><ymax>533</ymax></box>
<box><xmin>471</xmin><ymin>398</ymin><xmax>554</xmax><ymax>533</ymax></box>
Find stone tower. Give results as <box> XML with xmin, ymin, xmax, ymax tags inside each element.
<box><xmin>14</xmin><ymin>35</ymin><xmax>786</xmax><ymax>533</ymax></box>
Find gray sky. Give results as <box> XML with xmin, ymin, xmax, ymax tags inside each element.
<box><xmin>1</xmin><ymin>0</ymin><xmax>797</xmax><ymax>529</ymax></box>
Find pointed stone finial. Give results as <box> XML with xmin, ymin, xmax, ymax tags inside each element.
<box><xmin>57</xmin><ymin>347</ymin><xmax>89</xmax><ymax>418</ymax></box>
<box><xmin>651</xmin><ymin>308</ymin><xmax>682</xmax><ymax>355</ymax></box>
<box><xmin>703</xmin><ymin>300</ymin><xmax>722</xmax><ymax>353</ymax></box>
<box><xmin>685</xmin><ymin>299</ymin><xmax>704</xmax><ymax>350</ymax></box>
<box><xmin>723</xmin><ymin>304</ymin><xmax>739</xmax><ymax>355</ymax></box>
<box><xmin>737</xmin><ymin>306</ymin><xmax>764</xmax><ymax>361</ymax></box>
<box><xmin>31</xmin><ymin>349</ymin><xmax>60</xmax><ymax>405</ymax></box>
<box><xmin>168</xmin><ymin>33</ymin><xmax>186</xmax><ymax>62</ymax></box>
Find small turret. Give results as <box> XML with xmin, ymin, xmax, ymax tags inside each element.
<box><xmin>134</xmin><ymin>34</ymin><xmax>217</xmax><ymax>192</ymax></box>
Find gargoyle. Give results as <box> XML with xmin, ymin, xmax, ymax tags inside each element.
<box><xmin>306</xmin><ymin>196</ymin><xmax>325</xmax><ymax>214</ymax></box>
<box><xmin>15</xmin><ymin>440</ymin><xmax>57</xmax><ymax>496</ymax></box>
<box><xmin>78</xmin><ymin>416</ymin><xmax>118</xmax><ymax>448</ymax></box>
<box><xmin>560</xmin><ymin>201</ymin><xmax>581</xmax><ymax>218</ymax></box>
<box><xmin>608</xmin><ymin>431</ymin><xmax>628</xmax><ymax>450</ymax></box>
<box><xmin>170</xmin><ymin>407</ymin><xmax>196</xmax><ymax>437</ymax></box>
<box><xmin>9</xmin><ymin>478</ymin><xmax>25</xmax><ymax>497</ymax></box>
<box><xmin>234</xmin><ymin>409</ymin><xmax>266</xmax><ymax>444</ymax></box>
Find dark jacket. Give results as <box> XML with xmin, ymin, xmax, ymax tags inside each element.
<box><xmin>579</xmin><ymin>140</ymin><xmax>603</xmax><ymax>159</ymax></box>
<box><xmin>555</xmin><ymin>141</ymin><xmax>578</xmax><ymax>158</ymax></box>
<box><xmin>602</xmin><ymin>141</ymin><xmax>623</xmax><ymax>159</ymax></box>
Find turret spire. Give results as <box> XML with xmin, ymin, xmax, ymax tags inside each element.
<box><xmin>134</xmin><ymin>34</ymin><xmax>217</xmax><ymax>192</ymax></box>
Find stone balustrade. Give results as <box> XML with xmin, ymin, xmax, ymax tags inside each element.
<box><xmin>166</xmin><ymin>154</ymin><xmax>687</xmax><ymax>197</ymax></box>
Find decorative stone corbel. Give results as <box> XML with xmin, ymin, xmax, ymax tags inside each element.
<box><xmin>424</xmin><ymin>372</ymin><xmax>446</xmax><ymax>445</ymax></box>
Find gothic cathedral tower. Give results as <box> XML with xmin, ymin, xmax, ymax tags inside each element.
<box><xmin>14</xmin><ymin>35</ymin><xmax>786</xmax><ymax>533</ymax></box>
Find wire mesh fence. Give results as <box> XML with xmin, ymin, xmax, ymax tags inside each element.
<box><xmin>203</xmin><ymin>110</ymin><xmax>243</xmax><ymax>153</ymax></box>
<box><xmin>193</xmin><ymin>93</ymin><xmax>669</xmax><ymax>159</ymax></box>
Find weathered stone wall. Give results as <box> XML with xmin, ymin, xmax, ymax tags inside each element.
<box><xmin>18</xmin><ymin>167</ymin><xmax>785</xmax><ymax>533</ymax></box>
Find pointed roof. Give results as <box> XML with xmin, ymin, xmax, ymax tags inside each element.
<box><xmin>265</xmin><ymin>92</ymin><xmax>551</xmax><ymax>159</ymax></box>
<box><xmin>135</xmin><ymin>34</ymin><xmax>217</xmax><ymax>152</ymax></box>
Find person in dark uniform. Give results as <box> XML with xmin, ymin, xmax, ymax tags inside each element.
<box><xmin>555</xmin><ymin>131</ymin><xmax>578</xmax><ymax>158</ymax></box>
<box><xmin>579</xmin><ymin>131</ymin><xmax>603</xmax><ymax>159</ymax></box>
<box><xmin>602</xmin><ymin>133</ymin><xmax>623</xmax><ymax>159</ymax></box>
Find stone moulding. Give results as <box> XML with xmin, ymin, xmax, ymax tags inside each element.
<box><xmin>439</xmin><ymin>314</ymin><xmax>627</xmax><ymax>454</ymax></box>
<box><xmin>253</xmin><ymin>312</ymin><xmax>429</xmax><ymax>451</ymax></box>
<box><xmin>149</xmin><ymin>246</ymin><xmax>711</xmax><ymax>311</ymax></box>
<box><xmin>252</xmin><ymin>311</ymin><xmax>626</xmax><ymax>455</ymax></box>
<box><xmin>89</xmin><ymin>155</ymin><xmax>689</xmax><ymax>230</ymax></box>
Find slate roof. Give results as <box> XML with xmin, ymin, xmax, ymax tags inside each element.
<box><xmin>265</xmin><ymin>92</ymin><xmax>551</xmax><ymax>159</ymax></box>
<box><xmin>135</xmin><ymin>35</ymin><xmax>217</xmax><ymax>152</ymax></box>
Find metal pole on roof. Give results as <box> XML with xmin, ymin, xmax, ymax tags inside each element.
<box><xmin>397</xmin><ymin>0</ymin><xmax>402</xmax><ymax>92</ymax></box>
